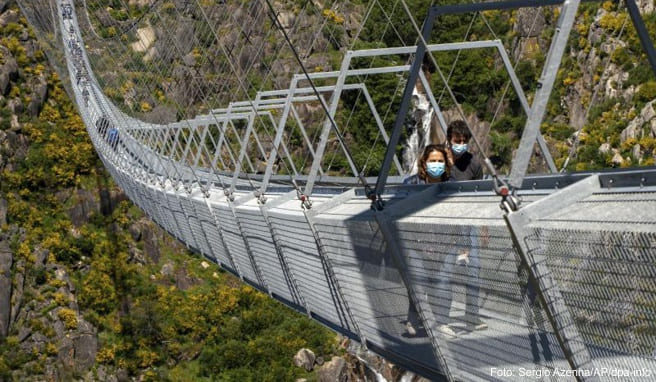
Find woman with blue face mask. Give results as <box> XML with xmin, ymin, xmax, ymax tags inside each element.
<box><xmin>402</xmin><ymin>144</ymin><xmax>452</xmax><ymax>337</ymax></box>
<box><xmin>404</xmin><ymin>144</ymin><xmax>451</xmax><ymax>185</ymax></box>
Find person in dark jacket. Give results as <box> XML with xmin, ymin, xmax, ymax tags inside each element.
<box><xmin>443</xmin><ymin>120</ymin><xmax>487</xmax><ymax>334</ymax></box>
<box><xmin>447</xmin><ymin>120</ymin><xmax>483</xmax><ymax>181</ymax></box>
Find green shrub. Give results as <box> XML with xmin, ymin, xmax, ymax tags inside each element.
<box><xmin>637</xmin><ymin>82</ymin><xmax>656</xmax><ymax>103</ymax></box>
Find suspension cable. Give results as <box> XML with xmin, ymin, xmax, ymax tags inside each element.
<box><xmin>263</xmin><ymin>0</ymin><xmax>373</xmax><ymax>199</ymax></box>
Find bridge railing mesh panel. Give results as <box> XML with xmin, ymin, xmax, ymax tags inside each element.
<box><xmin>522</xmin><ymin>191</ymin><xmax>656</xmax><ymax>379</ymax></box>
<box><xmin>165</xmin><ymin>193</ymin><xmax>199</xmax><ymax>250</ymax></box>
<box><xmin>23</xmin><ymin>1</ymin><xmax>656</xmax><ymax>379</ymax></box>
<box><xmin>210</xmin><ymin>202</ymin><xmax>261</xmax><ymax>286</ymax></box>
<box><xmin>394</xmin><ymin>221</ymin><xmax>570</xmax><ymax>381</ymax></box>
<box><xmin>235</xmin><ymin>200</ymin><xmax>299</xmax><ymax>305</ymax></box>
<box><xmin>313</xmin><ymin>198</ymin><xmax>444</xmax><ymax>377</ymax></box>
<box><xmin>266</xmin><ymin>198</ymin><xmax>356</xmax><ymax>333</ymax></box>
<box><xmin>181</xmin><ymin>197</ymin><xmax>213</xmax><ymax>257</ymax></box>
<box><xmin>192</xmin><ymin>198</ymin><xmax>234</xmax><ymax>271</ymax></box>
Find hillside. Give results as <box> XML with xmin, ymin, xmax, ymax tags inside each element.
<box><xmin>0</xmin><ymin>2</ymin><xmax>343</xmax><ymax>380</ymax></box>
<box><xmin>2</xmin><ymin>0</ymin><xmax>656</xmax><ymax>381</ymax></box>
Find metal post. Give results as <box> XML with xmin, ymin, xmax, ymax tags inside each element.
<box><xmin>304</xmin><ymin>51</ymin><xmax>358</xmax><ymax>197</ymax></box>
<box><xmin>360</xmin><ymin>85</ymin><xmax>404</xmax><ymax>175</ymax></box>
<box><xmin>509</xmin><ymin>0</ymin><xmax>580</xmax><ymax>188</ymax></box>
<box><xmin>373</xmin><ymin>11</ymin><xmax>435</xmax><ymax>199</ymax></box>
<box><xmin>625</xmin><ymin>0</ymin><xmax>656</xmax><ymax>78</ymax></box>
<box><xmin>504</xmin><ymin>175</ymin><xmax>601</xmax><ymax>381</ymax></box>
<box><xmin>260</xmin><ymin>77</ymin><xmax>299</xmax><ymax>194</ymax></box>
<box><xmin>291</xmin><ymin>104</ymin><xmax>326</xmax><ymax>176</ymax></box>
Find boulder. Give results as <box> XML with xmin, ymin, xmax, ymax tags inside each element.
<box><xmin>612</xmin><ymin>151</ymin><xmax>624</xmax><ymax>166</ymax></box>
<box><xmin>621</xmin><ymin>119</ymin><xmax>641</xmax><ymax>143</ymax></box>
<box><xmin>73</xmin><ymin>319</ymin><xmax>98</xmax><ymax>372</ymax></box>
<box><xmin>68</xmin><ymin>189</ymin><xmax>100</xmax><ymax>226</ymax></box>
<box><xmin>174</xmin><ymin>23</ymin><xmax>195</xmax><ymax>55</ymax></box>
<box><xmin>293</xmin><ymin>348</ymin><xmax>316</xmax><ymax>371</ymax></box>
<box><xmin>9</xmin><ymin>114</ymin><xmax>18</xmax><ymax>130</ymax></box>
<box><xmin>142</xmin><ymin>224</ymin><xmax>160</xmax><ymax>263</ymax></box>
<box><xmin>128</xmin><ymin>246</ymin><xmax>146</xmax><ymax>265</ymax></box>
<box><xmin>621</xmin><ymin>101</ymin><xmax>656</xmax><ymax>143</ymax></box>
<box><xmin>0</xmin><ymin>8</ymin><xmax>18</xmax><ymax>27</ymax></box>
<box><xmin>277</xmin><ymin>10</ymin><xmax>295</xmax><ymax>29</ymax></box>
<box><xmin>182</xmin><ymin>52</ymin><xmax>196</xmax><ymax>67</ymax></box>
<box><xmin>7</xmin><ymin>97</ymin><xmax>21</xmax><ymax>114</ymax></box>
<box><xmin>94</xmin><ymin>8</ymin><xmax>116</xmax><ymax>28</ymax></box>
<box><xmin>318</xmin><ymin>356</ymin><xmax>347</xmax><ymax>382</ymax></box>
<box><xmin>515</xmin><ymin>7</ymin><xmax>545</xmax><ymax>37</ymax></box>
<box><xmin>116</xmin><ymin>368</ymin><xmax>130</xmax><ymax>382</ymax></box>
<box><xmin>9</xmin><ymin>260</ymin><xmax>24</xmax><ymax>326</ymax></box>
<box><xmin>34</xmin><ymin>249</ymin><xmax>48</xmax><ymax>267</ymax></box>
<box><xmin>0</xmin><ymin>46</ymin><xmax>18</xmax><ymax>95</ymax></box>
<box><xmin>21</xmin><ymin>331</ymin><xmax>48</xmax><ymax>353</ymax></box>
<box><xmin>175</xmin><ymin>266</ymin><xmax>195</xmax><ymax>290</ymax></box>
<box><xmin>0</xmin><ymin>198</ymin><xmax>6</xmax><ymax>226</ymax></box>
<box><xmin>58</xmin><ymin>336</ymin><xmax>75</xmax><ymax>369</ymax></box>
<box><xmin>637</xmin><ymin>0</ymin><xmax>655</xmax><ymax>14</ymax></box>
<box><xmin>161</xmin><ymin>261</ymin><xmax>174</xmax><ymax>276</ymax></box>
<box><xmin>0</xmin><ymin>238</ymin><xmax>12</xmax><ymax>338</ymax></box>
<box><xmin>26</xmin><ymin>74</ymin><xmax>48</xmax><ymax>117</ymax></box>
<box><xmin>17</xmin><ymin>326</ymin><xmax>31</xmax><ymax>342</ymax></box>
<box><xmin>641</xmin><ymin>100</ymin><xmax>656</xmax><ymax>122</ymax></box>
<box><xmin>598</xmin><ymin>143</ymin><xmax>611</xmax><ymax>155</ymax></box>
<box><xmin>128</xmin><ymin>222</ymin><xmax>142</xmax><ymax>241</ymax></box>
<box><xmin>633</xmin><ymin>143</ymin><xmax>642</xmax><ymax>160</ymax></box>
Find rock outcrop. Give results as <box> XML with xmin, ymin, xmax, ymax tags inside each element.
<box><xmin>0</xmin><ymin>45</ymin><xmax>18</xmax><ymax>95</ymax></box>
<box><xmin>293</xmin><ymin>348</ymin><xmax>317</xmax><ymax>371</ymax></box>
<box><xmin>318</xmin><ymin>356</ymin><xmax>347</xmax><ymax>382</ymax></box>
<box><xmin>0</xmin><ymin>236</ymin><xmax>12</xmax><ymax>338</ymax></box>
<box><xmin>622</xmin><ymin>100</ymin><xmax>656</xmax><ymax>143</ymax></box>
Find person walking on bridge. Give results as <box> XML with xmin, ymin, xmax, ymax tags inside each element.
<box><xmin>441</xmin><ymin>120</ymin><xmax>487</xmax><ymax>333</ymax></box>
<box><xmin>403</xmin><ymin>144</ymin><xmax>451</xmax><ymax>337</ymax></box>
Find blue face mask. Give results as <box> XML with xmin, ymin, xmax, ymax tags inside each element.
<box><xmin>451</xmin><ymin>143</ymin><xmax>468</xmax><ymax>155</ymax></box>
<box><xmin>426</xmin><ymin>162</ymin><xmax>446</xmax><ymax>178</ymax></box>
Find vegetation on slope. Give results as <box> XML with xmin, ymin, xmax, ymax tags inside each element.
<box><xmin>0</xmin><ymin>2</ymin><xmax>338</xmax><ymax>380</ymax></box>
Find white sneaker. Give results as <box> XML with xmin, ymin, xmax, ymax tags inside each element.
<box><xmin>438</xmin><ymin>324</ymin><xmax>457</xmax><ymax>338</ymax></box>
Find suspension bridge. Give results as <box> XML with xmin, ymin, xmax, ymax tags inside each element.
<box><xmin>19</xmin><ymin>0</ymin><xmax>656</xmax><ymax>380</ymax></box>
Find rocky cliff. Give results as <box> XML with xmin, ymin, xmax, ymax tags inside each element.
<box><xmin>0</xmin><ymin>2</ymin><xmax>341</xmax><ymax>380</ymax></box>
